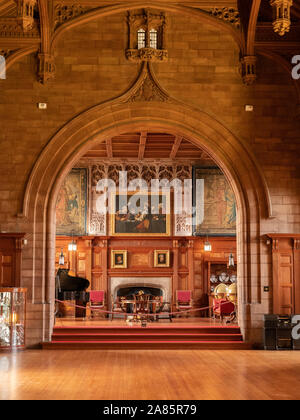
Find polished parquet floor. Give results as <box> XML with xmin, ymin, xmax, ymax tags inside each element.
<box><xmin>1</xmin><ymin>348</ymin><xmax>300</xmax><ymax>400</ymax></box>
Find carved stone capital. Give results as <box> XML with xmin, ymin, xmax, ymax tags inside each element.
<box><xmin>127</xmin><ymin>64</ymin><xmax>170</xmax><ymax>103</ymax></box>
<box><xmin>0</xmin><ymin>18</ymin><xmax>39</xmax><ymax>38</ymax></box>
<box><xmin>126</xmin><ymin>48</ymin><xmax>168</xmax><ymax>63</ymax></box>
<box><xmin>38</xmin><ymin>53</ymin><xmax>55</xmax><ymax>84</ymax></box>
<box><xmin>240</xmin><ymin>55</ymin><xmax>257</xmax><ymax>85</ymax></box>
<box><xmin>54</xmin><ymin>4</ymin><xmax>90</xmax><ymax>29</ymax></box>
<box><xmin>208</xmin><ymin>7</ymin><xmax>240</xmax><ymax>29</ymax></box>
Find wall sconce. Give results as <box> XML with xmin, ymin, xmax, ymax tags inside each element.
<box><xmin>68</xmin><ymin>240</ymin><xmax>77</xmax><ymax>252</ymax></box>
<box><xmin>59</xmin><ymin>248</ymin><xmax>65</xmax><ymax>265</ymax></box>
<box><xmin>68</xmin><ymin>232</ymin><xmax>77</xmax><ymax>252</ymax></box>
<box><xmin>270</xmin><ymin>0</ymin><xmax>293</xmax><ymax>36</ymax></box>
<box><xmin>228</xmin><ymin>252</ymin><xmax>235</xmax><ymax>268</ymax></box>
<box><xmin>204</xmin><ymin>236</ymin><xmax>212</xmax><ymax>252</ymax></box>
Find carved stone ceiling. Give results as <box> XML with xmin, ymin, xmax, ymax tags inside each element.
<box><xmin>0</xmin><ymin>1</ymin><xmax>299</xmax><ymax>95</ymax></box>
<box><xmin>0</xmin><ymin>0</ymin><xmax>16</xmax><ymax>17</ymax></box>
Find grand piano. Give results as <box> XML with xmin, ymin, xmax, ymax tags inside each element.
<box><xmin>55</xmin><ymin>268</ymin><xmax>90</xmax><ymax>318</ymax></box>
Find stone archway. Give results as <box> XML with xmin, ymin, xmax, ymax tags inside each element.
<box><xmin>20</xmin><ymin>94</ymin><xmax>272</xmax><ymax>347</ymax></box>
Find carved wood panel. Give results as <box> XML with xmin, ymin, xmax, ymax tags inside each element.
<box><xmin>0</xmin><ymin>234</ymin><xmax>24</xmax><ymax>287</ymax></box>
<box><xmin>55</xmin><ymin>235</ymin><xmax>237</xmax><ymax>310</ymax></box>
<box><xmin>268</xmin><ymin>234</ymin><xmax>300</xmax><ymax>315</ymax></box>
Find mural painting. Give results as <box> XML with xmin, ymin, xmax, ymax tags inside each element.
<box><xmin>56</xmin><ymin>168</ymin><xmax>88</xmax><ymax>235</ymax></box>
<box><xmin>193</xmin><ymin>167</ymin><xmax>236</xmax><ymax>236</ymax></box>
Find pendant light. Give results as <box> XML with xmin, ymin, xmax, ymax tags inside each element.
<box><xmin>204</xmin><ymin>235</ymin><xmax>212</xmax><ymax>252</ymax></box>
<box><xmin>59</xmin><ymin>248</ymin><xmax>65</xmax><ymax>265</ymax></box>
<box><xmin>228</xmin><ymin>252</ymin><xmax>235</xmax><ymax>268</ymax></box>
<box><xmin>270</xmin><ymin>0</ymin><xmax>293</xmax><ymax>36</ymax></box>
<box><xmin>68</xmin><ymin>231</ymin><xmax>77</xmax><ymax>252</ymax></box>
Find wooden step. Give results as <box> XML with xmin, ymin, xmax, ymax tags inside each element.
<box><xmin>44</xmin><ymin>324</ymin><xmax>248</xmax><ymax>350</ymax></box>
<box><xmin>51</xmin><ymin>333</ymin><xmax>243</xmax><ymax>342</ymax></box>
<box><xmin>52</xmin><ymin>326</ymin><xmax>241</xmax><ymax>335</ymax></box>
<box><xmin>42</xmin><ymin>340</ymin><xmax>252</xmax><ymax>350</ymax></box>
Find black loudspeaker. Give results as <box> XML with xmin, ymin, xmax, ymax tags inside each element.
<box><xmin>293</xmin><ymin>339</ymin><xmax>300</xmax><ymax>350</ymax></box>
<box><xmin>263</xmin><ymin>315</ymin><xmax>278</xmax><ymax>350</ymax></box>
<box><xmin>264</xmin><ymin>328</ymin><xmax>277</xmax><ymax>350</ymax></box>
<box><xmin>276</xmin><ymin>315</ymin><xmax>292</xmax><ymax>350</ymax></box>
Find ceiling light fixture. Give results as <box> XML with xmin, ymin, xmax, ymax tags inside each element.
<box><xmin>270</xmin><ymin>0</ymin><xmax>293</xmax><ymax>36</ymax></box>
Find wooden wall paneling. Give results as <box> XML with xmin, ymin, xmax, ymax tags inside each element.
<box><xmin>172</xmin><ymin>240</ymin><xmax>179</xmax><ymax>309</ymax></box>
<box><xmin>278</xmin><ymin>251</ymin><xmax>294</xmax><ymax>315</ymax></box>
<box><xmin>77</xmin><ymin>251</ymin><xmax>86</xmax><ymax>277</ymax></box>
<box><xmin>101</xmin><ymin>240</ymin><xmax>108</xmax><ymax>293</ymax></box>
<box><xmin>129</xmin><ymin>249</ymin><xmax>151</xmax><ymax>268</ymax></box>
<box><xmin>271</xmin><ymin>239</ymin><xmax>280</xmax><ymax>314</ymax></box>
<box><xmin>0</xmin><ymin>234</ymin><xmax>25</xmax><ymax>287</ymax></box>
<box><xmin>294</xmin><ymin>239</ymin><xmax>300</xmax><ymax>313</ymax></box>
<box><xmin>69</xmin><ymin>248</ymin><xmax>77</xmax><ymax>274</ymax></box>
<box><xmin>179</xmin><ymin>247</ymin><xmax>187</xmax><ymax>269</ymax></box>
<box><xmin>268</xmin><ymin>234</ymin><xmax>300</xmax><ymax>315</ymax></box>
<box><xmin>0</xmin><ymin>252</ymin><xmax>13</xmax><ymax>287</ymax></box>
<box><xmin>92</xmin><ymin>241</ymin><xmax>102</xmax><ymax>291</ymax></box>
<box><xmin>187</xmin><ymin>240</ymin><xmax>194</xmax><ymax>291</ymax></box>
<box><xmin>54</xmin><ymin>235</ymin><xmax>238</xmax><ymax>314</ymax></box>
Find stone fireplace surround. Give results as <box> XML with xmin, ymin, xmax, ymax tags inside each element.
<box><xmin>110</xmin><ymin>277</ymin><xmax>172</xmax><ymax>307</ymax></box>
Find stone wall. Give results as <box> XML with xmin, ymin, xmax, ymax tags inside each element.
<box><xmin>0</xmin><ymin>11</ymin><xmax>299</xmax><ymax>346</ymax></box>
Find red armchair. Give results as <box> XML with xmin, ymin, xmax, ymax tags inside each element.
<box><xmin>176</xmin><ymin>290</ymin><xmax>193</xmax><ymax>318</ymax></box>
<box><xmin>213</xmin><ymin>298</ymin><xmax>235</xmax><ymax>322</ymax></box>
<box><xmin>89</xmin><ymin>290</ymin><xmax>106</xmax><ymax>318</ymax></box>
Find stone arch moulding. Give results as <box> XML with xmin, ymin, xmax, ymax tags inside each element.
<box><xmin>50</xmin><ymin>2</ymin><xmax>245</xmax><ymax>54</ymax></box>
<box><xmin>21</xmin><ymin>62</ymin><xmax>272</xmax><ymax>345</ymax></box>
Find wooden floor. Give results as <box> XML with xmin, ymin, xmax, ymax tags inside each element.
<box><xmin>1</xmin><ymin>349</ymin><xmax>300</xmax><ymax>400</ymax></box>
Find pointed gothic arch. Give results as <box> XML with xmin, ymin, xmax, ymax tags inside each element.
<box><xmin>20</xmin><ymin>63</ymin><xmax>272</xmax><ymax>346</ymax></box>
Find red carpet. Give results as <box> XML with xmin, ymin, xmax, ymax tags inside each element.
<box><xmin>42</xmin><ymin>324</ymin><xmax>251</xmax><ymax>349</ymax></box>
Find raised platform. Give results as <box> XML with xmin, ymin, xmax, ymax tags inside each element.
<box><xmin>42</xmin><ymin>319</ymin><xmax>251</xmax><ymax>350</ymax></box>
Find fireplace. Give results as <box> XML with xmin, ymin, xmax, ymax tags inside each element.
<box><xmin>118</xmin><ymin>286</ymin><xmax>163</xmax><ymax>299</ymax></box>
<box><xmin>110</xmin><ymin>277</ymin><xmax>172</xmax><ymax>307</ymax></box>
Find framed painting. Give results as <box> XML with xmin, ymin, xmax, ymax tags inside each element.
<box><xmin>193</xmin><ymin>167</ymin><xmax>236</xmax><ymax>236</ymax></box>
<box><xmin>110</xmin><ymin>192</ymin><xmax>171</xmax><ymax>236</ymax></box>
<box><xmin>154</xmin><ymin>250</ymin><xmax>170</xmax><ymax>268</ymax></box>
<box><xmin>111</xmin><ymin>250</ymin><xmax>128</xmax><ymax>269</ymax></box>
<box><xmin>56</xmin><ymin>168</ymin><xmax>88</xmax><ymax>236</ymax></box>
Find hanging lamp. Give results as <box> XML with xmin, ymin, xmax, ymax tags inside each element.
<box><xmin>270</xmin><ymin>0</ymin><xmax>293</xmax><ymax>36</ymax></box>
<box><xmin>228</xmin><ymin>252</ymin><xmax>235</xmax><ymax>268</ymax></box>
<box><xmin>59</xmin><ymin>248</ymin><xmax>65</xmax><ymax>265</ymax></box>
<box><xmin>204</xmin><ymin>235</ymin><xmax>212</xmax><ymax>252</ymax></box>
<box><xmin>68</xmin><ymin>232</ymin><xmax>77</xmax><ymax>252</ymax></box>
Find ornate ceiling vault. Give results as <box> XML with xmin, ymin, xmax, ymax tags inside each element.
<box><xmin>0</xmin><ymin>0</ymin><xmax>299</xmax><ymax>95</ymax></box>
